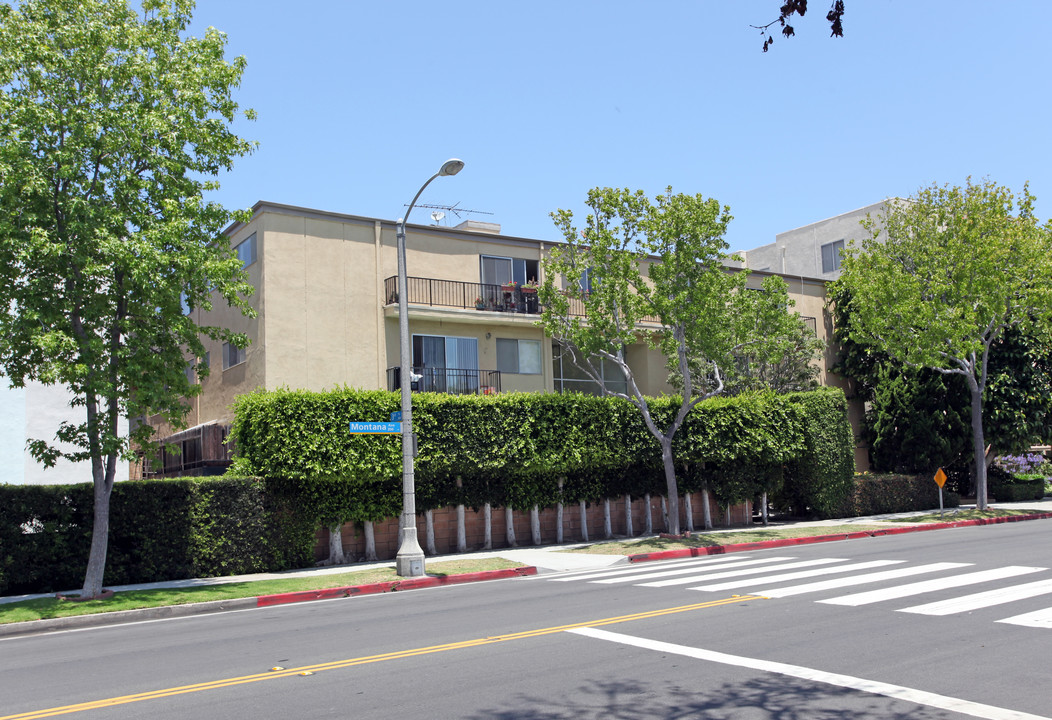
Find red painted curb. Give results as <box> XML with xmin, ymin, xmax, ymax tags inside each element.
<box><xmin>626</xmin><ymin>512</ymin><xmax>1052</xmax><ymax>564</ymax></box>
<box><xmin>255</xmin><ymin>566</ymin><xmax>537</xmax><ymax>608</ymax></box>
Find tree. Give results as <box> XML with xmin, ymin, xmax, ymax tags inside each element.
<box><xmin>539</xmin><ymin>187</ymin><xmax>806</xmax><ymax>535</ymax></box>
<box><xmin>755</xmin><ymin>0</ymin><xmax>846</xmax><ymax>52</ymax></box>
<box><xmin>0</xmin><ymin>0</ymin><xmax>256</xmax><ymax>597</ymax></box>
<box><xmin>837</xmin><ymin>180</ymin><xmax>1052</xmax><ymax>510</ymax></box>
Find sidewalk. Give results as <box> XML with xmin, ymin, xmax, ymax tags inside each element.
<box><xmin>3</xmin><ymin>499</ymin><xmax>1051</xmax><ymax>635</ymax></box>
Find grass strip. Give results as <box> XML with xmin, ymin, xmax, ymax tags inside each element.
<box><xmin>0</xmin><ymin>558</ymin><xmax>522</xmax><ymax>625</ymax></box>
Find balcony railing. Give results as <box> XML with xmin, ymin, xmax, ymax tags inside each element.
<box><xmin>384</xmin><ymin>276</ymin><xmax>540</xmax><ymax>315</ymax></box>
<box><xmin>388</xmin><ymin>366</ymin><xmax>502</xmax><ymax>396</ymax></box>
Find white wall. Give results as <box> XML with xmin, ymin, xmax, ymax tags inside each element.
<box><xmin>0</xmin><ymin>382</ymin><xmax>128</xmax><ymax>486</ymax></box>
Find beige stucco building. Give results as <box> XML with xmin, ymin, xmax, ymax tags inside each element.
<box><xmin>144</xmin><ymin>200</ymin><xmax>853</xmax><ymax>473</ymax></box>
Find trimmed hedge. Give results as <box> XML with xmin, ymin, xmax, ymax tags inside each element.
<box><xmin>836</xmin><ymin>473</ymin><xmax>961</xmax><ymax>517</ymax></box>
<box><xmin>0</xmin><ymin>477</ymin><xmax>313</xmax><ymax>596</ymax></box>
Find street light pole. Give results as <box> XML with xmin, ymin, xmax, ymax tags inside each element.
<box><xmin>395</xmin><ymin>158</ymin><xmax>464</xmax><ymax>577</ymax></box>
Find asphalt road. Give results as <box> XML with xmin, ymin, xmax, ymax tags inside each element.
<box><xmin>3</xmin><ymin>521</ymin><xmax>1051</xmax><ymax>719</ymax></box>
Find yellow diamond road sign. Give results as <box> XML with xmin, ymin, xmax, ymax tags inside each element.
<box><xmin>934</xmin><ymin>468</ymin><xmax>948</xmax><ymax>488</ymax></box>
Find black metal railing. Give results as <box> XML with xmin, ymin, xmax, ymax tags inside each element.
<box><xmin>384</xmin><ymin>276</ymin><xmax>540</xmax><ymax>315</ymax></box>
<box><xmin>387</xmin><ymin>366</ymin><xmax>502</xmax><ymax>396</ymax></box>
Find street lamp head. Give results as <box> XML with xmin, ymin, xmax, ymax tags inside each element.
<box><xmin>439</xmin><ymin>158</ymin><xmax>465</xmax><ymax>177</ymax></box>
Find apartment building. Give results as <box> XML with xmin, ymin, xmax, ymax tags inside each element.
<box><xmin>140</xmin><ymin>200</ymin><xmax>842</xmax><ymax>474</ymax></box>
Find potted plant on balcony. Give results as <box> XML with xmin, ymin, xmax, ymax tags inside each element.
<box><xmin>475</xmin><ymin>296</ymin><xmax>486</xmax><ymax>310</ymax></box>
<box><xmin>501</xmin><ymin>281</ymin><xmax>519</xmax><ymax>292</ymax></box>
<box><xmin>520</xmin><ymin>281</ymin><xmax>538</xmax><ymax>294</ymax></box>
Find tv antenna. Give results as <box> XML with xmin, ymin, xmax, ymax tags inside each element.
<box><xmin>412</xmin><ymin>201</ymin><xmax>494</xmax><ymax>221</ymax></box>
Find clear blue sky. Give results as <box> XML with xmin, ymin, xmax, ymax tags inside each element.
<box><xmin>190</xmin><ymin>1</ymin><xmax>1052</xmax><ymax>253</ymax></box>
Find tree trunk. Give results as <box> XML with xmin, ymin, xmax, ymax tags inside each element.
<box><xmin>603</xmin><ymin>498</ymin><xmax>612</xmax><ymax>539</ymax></box>
<box><xmin>456</xmin><ymin>475</ymin><xmax>467</xmax><ymax>552</ymax></box>
<box><xmin>556</xmin><ymin>478</ymin><xmax>565</xmax><ymax>543</ymax></box>
<box><xmin>701</xmin><ymin>477</ymin><xmax>713</xmax><ymax>530</ymax></box>
<box><xmin>483</xmin><ymin>503</ymin><xmax>492</xmax><ymax>550</ymax></box>
<box><xmin>363</xmin><ymin>521</ymin><xmax>378</xmax><ymax>561</ymax></box>
<box><xmin>761</xmin><ymin>490</ymin><xmax>769</xmax><ymax>527</ymax></box>
<box><xmin>725</xmin><ymin>503</ymin><xmax>731</xmax><ymax>528</ymax></box>
<box><xmin>579</xmin><ymin>500</ymin><xmax>589</xmax><ymax>542</ymax></box>
<box><xmin>660</xmin><ymin>496</ymin><xmax>669</xmax><ymax>533</ymax></box>
<box><xmin>80</xmin><ymin>474</ymin><xmax>113</xmax><ymax>598</ymax></box>
<box><xmin>327</xmin><ymin>523</ymin><xmax>347</xmax><ymax>565</ymax></box>
<box><xmin>967</xmin><ymin>378</ymin><xmax>989</xmax><ymax>510</ymax></box>
<box><xmin>660</xmin><ymin>440</ymin><xmax>681</xmax><ymax>535</ymax></box>
<box><xmin>505</xmin><ymin>507</ymin><xmax>517</xmax><ymax>547</ymax></box>
<box><xmin>624</xmin><ymin>494</ymin><xmax>633</xmax><ymax>537</ymax></box>
<box><xmin>456</xmin><ymin>505</ymin><xmax>467</xmax><ymax>553</ymax></box>
<box><xmin>531</xmin><ymin>505</ymin><xmax>541</xmax><ymax>545</ymax></box>
<box><xmin>644</xmin><ymin>493</ymin><xmax>653</xmax><ymax>534</ymax></box>
<box><xmin>684</xmin><ymin>493</ymin><xmax>694</xmax><ymax>533</ymax></box>
<box><xmin>425</xmin><ymin>510</ymin><xmax>436</xmax><ymax>555</ymax></box>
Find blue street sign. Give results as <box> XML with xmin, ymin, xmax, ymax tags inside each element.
<box><xmin>349</xmin><ymin>421</ymin><xmax>401</xmax><ymax>434</ymax></box>
<box><xmin>390</xmin><ymin>411</ymin><xmax>402</xmax><ymax>422</ymax></box>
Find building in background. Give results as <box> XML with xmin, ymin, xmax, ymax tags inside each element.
<box><xmin>0</xmin><ymin>382</ymin><xmax>129</xmax><ymax>485</ymax></box>
<box><xmin>139</xmin><ymin>200</ymin><xmax>838</xmax><ymax>476</ymax></box>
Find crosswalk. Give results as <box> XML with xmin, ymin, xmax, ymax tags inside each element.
<box><xmin>545</xmin><ymin>554</ymin><xmax>1052</xmax><ymax>629</ymax></box>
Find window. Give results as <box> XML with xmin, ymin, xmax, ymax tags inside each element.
<box><xmin>480</xmin><ymin>255</ymin><xmax>539</xmax><ymax>287</ymax></box>
<box><xmin>223</xmin><ymin>342</ymin><xmax>246</xmax><ymax>369</ymax></box>
<box><xmin>236</xmin><ymin>233</ymin><xmax>257</xmax><ymax>268</ymax></box>
<box><xmin>821</xmin><ymin>239</ymin><xmax>844</xmax><ymax>274</ymax></box>
<box><xmin>496</xmin><ymin>338</ymin><xmax>542</xmax><ymax>374</ymax></box>
<box><xmin>412</xmin><ymin>334</ymin><xmax>479</xmax><ymax>393</ymax></box>
<box><xmin>551</xmin><ymin>342</ymin><xmax>627</xmax><ymax>395</ymax></box>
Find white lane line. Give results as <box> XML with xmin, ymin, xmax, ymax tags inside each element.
<box><xmin>547</xmin><ymin>554</ymin><xmax>757</xmax><ymax>582</ymax></box>
<box><xmin>594</xmin><ymin>556</ymin><xmax>800</xmax><ymax>585</ymax></box>
<box><xmin>637</xmin><ymin>558</ymin><xmax>847</xmax><ymax>588</ymax></box>
<box><xmin>998</xmin><ymin>607</ymin><xmax>1052</xmax><ymax>629</ymax></box>
<box><xmin>688</xmin><ymin>560</ymin><xmax>904</xmax><ymax>593</ymax></box>
<box><xmin>819</xmin><ymin>566</ymin><xmax>1047</xmax><ymax>607</ymax></box>
<box><xmin>568</xmin><ymin>627</ymin><xmax>1051</xmax><ymax>720</ymax></box>
<box><xmin>901</xmin><ymin>578</ymin><xmax>1052</xmax><ymax>616</ymax></box>
<box><xmin>757</xmin><ymin>562</ymin><xmax>971</xmax><ymax>598</ymax></box>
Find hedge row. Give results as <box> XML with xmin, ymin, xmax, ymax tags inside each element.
<box><xmin>0</xmin><ymin>477</ymin><xmax>313</xmax><ymax>596</ymax></box>
<box><xmin>230</xmin><ymin>387</ymin><xmax>854</xmax><ymax>518</ymax></box>
<box><xmin>836</xmin><ymin>473</ymin><xmax>961</xmax><ymax>517</ymax></box>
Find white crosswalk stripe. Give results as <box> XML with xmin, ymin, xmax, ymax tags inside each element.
<box><xmin>686</xmin><ymin>559</ymin><xmax>905</xmax><ymax>593</ymax></box>
<box><xmin>817</xmin><ymin>566</ymin><xmax>1046</xmax><ymax>606</ymax></box>
<box><xmin>610</xmin><ymin>557</ymin><xmax>831</xmax><ymax>587</ymax></box>
<box><xmin>631</xmin><ymin>560</ymin><xmax>845</xmax><ymax>589</ymax></box>
<box><xmin>548</xmin><ymin>553</ymin><xmax>1052</xmax><ymax>630</ymax></box>
<box><xmin>999</xmin><ymin>607</ymin><xmax>1052</xmax><ymax>629</ymax></box>
<box><xmin>756</xmin><ymin>562</ymin><xmax>971</xmax><ymax>598</ymax></box>
<box><xmin>547</xmin><ymin>554</ymin><xmax>769</xmax><ymax>583</ymax></box>
<box><xmin>901</xmin><ymin>578</ymin><xmax>1052</xmax><ymax>616</ymax></box>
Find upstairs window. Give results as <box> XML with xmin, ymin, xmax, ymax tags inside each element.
<box><xmin>821</xmin><ymin>239</ymin><xmax>844</xmax><ymax>274</ymax></box>
<box><xmin>480</xmin><ymin>255</ymin><xmax>539</xmax><ymax>287</ymax></box>
<box><xmin>236</xmin><ymin>233</ymin><xmax>257</xmax><ymax>269</ymax></box>
<box><xmin>223</xmin><ymin>342</ymin><xmax>246</xmax><ymax>369</ymax></box>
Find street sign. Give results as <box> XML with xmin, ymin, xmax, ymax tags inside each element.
<box><xmin>934</xmin><ymin>468</ymin><xmax>948</xmax><ymax>488</ymax></box>
<box><xmin>349</xmin><ymin>421</ymin><xmax>401</xmax><ymax>434</ymax></box>
<box><xmin>390</xmin><ymin>411</ymin><xmax>402</xmax><ymax>422</ymax></box>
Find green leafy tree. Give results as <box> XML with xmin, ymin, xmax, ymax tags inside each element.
<box><xmin>838</xmin><ymin>179</ymin><xmax>1052</xmax><ymax>509</ymax></box>
<box><xmin>0</xmin><ymin>0</ymin><xmax>256</xmax><ymax>597</ymax></box>
<box><xmin>539</xmin><ymin>187</ymin><xmax>805</xmax><ymax>534</ymax></box>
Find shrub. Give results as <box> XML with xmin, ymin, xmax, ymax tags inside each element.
<box><xmin>838</xmin><ymin>473</ymin><xmax>960</xmax><ymax>517</ymax></box>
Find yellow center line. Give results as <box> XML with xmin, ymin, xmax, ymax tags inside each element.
<box><xmin>1</xmin><ymin>595</ymin><xmax>762</xmax><ymax>720</ymax></box>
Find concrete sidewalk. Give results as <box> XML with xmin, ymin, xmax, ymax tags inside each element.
<box><xmin>5</xmin><ymin>498</ymin><xmax>1051</xmax><ymax>607</ymax></box>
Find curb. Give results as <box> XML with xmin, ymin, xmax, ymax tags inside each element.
<box><xmin>626</xmin><ymin>512</ymin><xmax>1052</xmax><ymax>563</ymax></box>
<box><xmin>255</xmin><ymin>566</ymin><xmax>537</xmax><ymax>607</ymax></box>
<box><xmin>0</xmin><ymin>568</ymin><xmax>538</xmax><ymax>639</ymax></box>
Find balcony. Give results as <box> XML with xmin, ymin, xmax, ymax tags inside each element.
<box><xmin>383</xmin><ymin>276</ymin><xmax>542</xmax><ymax>315</ymax></box>
<box><xmin>388</xmin><ymin>366</ymin><xmax>502</xmax><ymax>396</ymax></box>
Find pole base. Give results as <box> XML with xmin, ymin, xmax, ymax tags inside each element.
<box><xmin>395</xmin><ymin>528</ymin><xmax>426</xmax><ymax>577</ymax></box>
